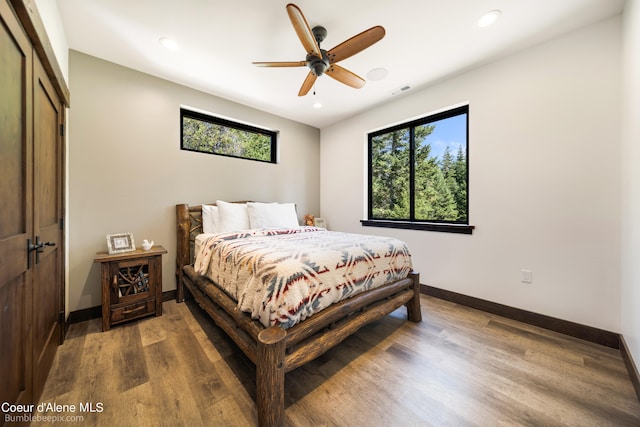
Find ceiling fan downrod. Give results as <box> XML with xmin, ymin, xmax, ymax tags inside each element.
<box><xmin>307</xmin><ymin>26</ymin><xmax>329</xmax><ymax>76</ymax></box>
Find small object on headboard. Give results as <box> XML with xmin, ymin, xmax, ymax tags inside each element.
<box><xmin>303</xmin><ymin>214</ymin><xmax>315</xmax><ymax>226</ymax></box>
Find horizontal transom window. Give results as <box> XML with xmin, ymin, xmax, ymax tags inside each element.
<box><xmin>180</xmin><ymin>108</ymin><xmax>277</xmax><ymax>163</ymax></box>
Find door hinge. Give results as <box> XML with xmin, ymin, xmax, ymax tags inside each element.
<box><xmin>59</xmin><ymin>311</ymin><xmax>65</xmax><ymax>324</ymax></box>
<box><xmin>60</xmin><ymin>123</ymin><xmax>64</xmax><ymax>137</ymax></box>
<box><xmin>59</xmin><ymin>217</ymin><xmax>64</xmax><ymax>230</ymax></box>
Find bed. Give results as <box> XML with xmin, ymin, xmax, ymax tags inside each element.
<box><xmin>175</xmin><ymin>201</ymin><xmax>421</xmax><ymax>426</ymax></box>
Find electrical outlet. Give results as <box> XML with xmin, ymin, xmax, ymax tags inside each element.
<box><xmin>521</xmin><ymin>269</ymin><xmax>533</xmax><ymax>283</ymax></box>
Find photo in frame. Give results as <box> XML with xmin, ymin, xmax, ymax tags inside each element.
<box><xmin>314</xmin><ymin>218</ymin><xmax>326</xmax><ymax>229</ymax></box>
<box><xmin>106</xmin><ymin>233</ymin><xmax>136</xmax><ymax>254</ymax></box>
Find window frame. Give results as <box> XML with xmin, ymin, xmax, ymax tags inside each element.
<box><xmin>362</xmin><ymin>104</ymin><xmax>474</xmax><ymax>234</ymax></box>
<box><xmin>180</xmin><ymin>108</ymin><xmax>277</xmax><ymax>164</ymax></box>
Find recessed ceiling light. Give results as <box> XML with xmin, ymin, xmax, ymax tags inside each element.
<box><xmin>367</xmin><ymin>68</ymin><xmax>388</xmax><ymax>81</ymax></box>
<box><xmin>477</xmin><ymin>10</ymin><xmax>501</xmax><ymax>28</ymax></box>
<box><xmin>159</xmin><ymin>37</ymin><xmax>179</xmax><ymax>51</ymax></box>
<box><xmin>313</xmin><ymin>102</ymin><xmax>323</xmax><ymax>109</ymax></box>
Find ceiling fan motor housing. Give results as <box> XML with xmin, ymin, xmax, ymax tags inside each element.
<box><xmin>307</xmin><ymin>51</ymin><xmax>330</xmax><ymax>76</ymax></box>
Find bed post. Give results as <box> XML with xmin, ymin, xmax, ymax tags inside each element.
<box><xmin>406</xmin><ymin>271</ymin><xmax>422</xmax><ymax>322</ymax></box>
<box><xmin>176</xmin><ymin>204</ymin><xmax>190</xmax><ymax>302</ymax></box>
<box><xmin>256</xmin><ymin>327</ymin><xmax>287</xmax><ymax>427</ymax></box>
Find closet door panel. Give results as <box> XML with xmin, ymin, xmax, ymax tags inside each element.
<box><xmin>0</xmin><ymin>0</ymin><xmax>33</xmax><ymax>410</ymax></box>
<box><xmin>32</xmin><ymin>54</ymin><xmax>63</xmax><ymax>399</ymax></box>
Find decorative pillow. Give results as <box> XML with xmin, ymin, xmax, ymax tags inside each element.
<box><xmin>201</xmin><ymin>204</ymin><xmax>219</xmax><ymax>234</ymax></box>
<box><xmin>216</xmin><ymin>200</ymin><xmax>250</xmax><ymax>232</ymax></box>
<box><xmin>247</xmin><ymin>202</ymin><xmax>299</xmax><ymax>229</ymax></box>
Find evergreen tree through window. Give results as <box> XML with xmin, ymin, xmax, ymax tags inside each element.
<box><xmin>181</xmin><ymin>108</ymin><xmax>277</xmax><ymax>163</ymax></box>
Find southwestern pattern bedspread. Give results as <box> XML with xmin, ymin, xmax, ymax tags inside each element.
<box><xmin>193</xmin><ymin>227</ymin><xmax>413</xmax><ymax>329</ymax></box>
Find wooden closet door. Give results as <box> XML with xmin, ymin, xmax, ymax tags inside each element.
<box><xmin>32</xmin><ymin>53</ymin><xmax>63</xmax><ymax>399</ymax></box>
<box><xmin>0</xmin><ymin>0</ymin><xmax>34</xmax><ymax>409</ymax></box>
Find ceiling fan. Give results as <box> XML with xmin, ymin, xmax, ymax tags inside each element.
<box><xmin>253</xmin><ymin>3</ymin><xmax>385</xmax><ymax>96</ymax></box>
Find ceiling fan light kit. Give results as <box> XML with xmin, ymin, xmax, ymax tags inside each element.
<box><xmin>253</xmin><ymin>3</ymin><xmax>385</xmax><ymax>96</ymax></box>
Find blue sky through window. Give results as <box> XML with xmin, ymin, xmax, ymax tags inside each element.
<box><xmin>421</xmin><ymin>113</ymin><xmax>467</xmax><ymax>161</ymax></box>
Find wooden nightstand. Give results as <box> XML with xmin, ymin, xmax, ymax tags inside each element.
<box><xmin>94</xmin><ymin>246</ymin><xmax>167</xmax><ymax>331</ymax></box>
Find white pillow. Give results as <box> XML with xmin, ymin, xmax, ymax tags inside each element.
<box><xmin>201</xmin><ymin>205</ymin><xmax>219</xmax><ymax>234</ymax></box>
<box><xmin>247</xmin><ymin>202</ymin><xmax>299</xmax><ymax>229</ymax></box>
<box><xmin>216</xmin><ymin>200</ymin><xmax>250</xmax><ymax>232</ymax></box>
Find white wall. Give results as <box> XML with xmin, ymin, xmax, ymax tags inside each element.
<box><xmin>35</xmin><ymin>0</ymin><xmax>68</xmax><ymax>82</ymax></box>
<box><xmin>621</xmin><ymin>0</ymin><xmax>640</xmax><ymax>368</ymax></box>
<box><xmin>68</xmin><ymin>51</ymin><xmax>320</xmax><ymax>311</ymax></box>
<box><xmin>321</xmin><ymin>17</ymin><xmax>622</xmax><ymax>332</ymax></box>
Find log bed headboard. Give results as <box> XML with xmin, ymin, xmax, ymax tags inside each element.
<box><xmin>175</xmin><ymin>203</ymin><xmax>207</xmax><ymax>302</ymax></box>
<box><xmin>175</xmin><ymin>202</ymin><xmax>251</xmax><ymax>302</ymax></box>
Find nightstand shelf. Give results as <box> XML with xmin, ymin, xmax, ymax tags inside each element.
<box><xmin>94</xmin><ymin>246</ymin><xmax>167</xmax><ymax>331</ymax></box>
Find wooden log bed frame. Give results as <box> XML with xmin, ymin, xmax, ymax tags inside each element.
<box><xmin>175</xmin><ymin>203</ymin><xmax>422</xmax><ymax>426</ymax></box>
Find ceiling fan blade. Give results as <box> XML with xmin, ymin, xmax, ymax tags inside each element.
<box><xmin>252</xmin><ymin>61</ymin><xmax>307</xmax><ymax>67</ymax></box>
<box><xmin>327</xmin><ymin>26</ymin><xmax>385</xmax><ymax>63</ymax></box>
<box><xmin>325</xmin><ymin>64</ymin><xmax>366</xmax><ymax>89</ymax></box>
<box><xmin>286</xmin><ymin>3</ymin><xmax>321</xmax><ymax>57</ymax></box>
<box><xmin>298</xmin><ymin>71</ymin><xmax>317</xmax><ymax>96</ymax></box>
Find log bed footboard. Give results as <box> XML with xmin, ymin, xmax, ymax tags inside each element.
<box><xmin>182</xmin><ymin>265</ymin><xmax>421</xmax><ymax>426</ymax></box>
<box><xmin>175</xmin><ymin>203</ymin><xmax>422</xmax><ymax>426</ymax></box>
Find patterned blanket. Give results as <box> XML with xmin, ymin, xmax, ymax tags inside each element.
<box><xmin>193</xmin><ymin>227</ymin><xmax>413</xmax><ymax>329</ymax></box>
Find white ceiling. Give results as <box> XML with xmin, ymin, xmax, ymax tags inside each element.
<box><xmin>55</xmin><ymin>0</ymin><xmax>624</xmax><ymax>129</ymax></box>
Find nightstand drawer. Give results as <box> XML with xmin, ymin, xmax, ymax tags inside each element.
<box><xmin>111</xmin><ymin>299</ymin><xmax>155</xmax><ymax>324</ymax></box>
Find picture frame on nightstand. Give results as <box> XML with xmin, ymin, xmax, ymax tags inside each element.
<box><xmin>106</xmin><ymin>232</ymin><xmax>136</xmax><ymax>254</ymax></box>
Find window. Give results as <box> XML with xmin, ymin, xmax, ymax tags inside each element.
<box><xmin>180</xmin><ymin>108</ymin><xmax>277</xmax><ymax>163</ymax></box>
<box><xmin>362</xmin><ymin>105</ymin><xmax>473</xmax><ymax>234</ymax></box>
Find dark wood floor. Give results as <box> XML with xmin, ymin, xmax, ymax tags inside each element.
<box><xmin>34</xmin><ymin>295</ymin><xmax>640</xmax><ymax>426</ymax></box>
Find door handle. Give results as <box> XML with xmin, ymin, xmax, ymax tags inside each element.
<box><xmin>27</xmin><ymin>237</ymin><xmax>56</xmax><ymax>268</ymax></box>
<box><xmin>28</xmin><ymin>238</ymin><xmax>40</xmax><ymax>253</ymax></box>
